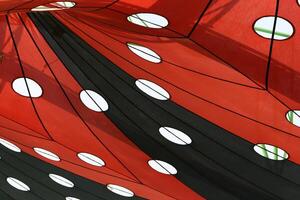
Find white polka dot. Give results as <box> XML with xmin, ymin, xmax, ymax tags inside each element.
<box><xmin>254</xmin><ymin>16</ymin><xmax>294</xmax><ymax>40</ymax></box>
<box><xmin>49</xmin><ymin>174</ymin><xmax>74</xmax><ymax>188</ymax></box>
<box><xmin>107</xmin><ymin>184</ymin><xmax>134</xmax><ymax>197</ymax></box>
<box><xmin>286</xmin><ymin>110</ymin><xmax>300</xmax><ymax>127</ymax></box>
<box><xmin>254</xmin><ymin>144</ymin><xmax>288</xmax><ymax>161</ymax></box>
<box><xmin>127</xmin><ymin>13</ymin><xmax>168</xmax><ymax>29</ymax></box>
<box><xmin>33</xmin><ymin>148</ymin><xmax>60</xmax><ymax>161</ymax></box>
<box><xmin>0</xmin><ymin>138</ymin><xmax>21</xmax><ymax>152</ymax></box>
<box><xmin>78</xmin><ymin>152</ymin><xmax>105</xmax><ymax>167</ymax></box>
<box><xmin>298</xmin><ymin>0</ymin><xmax>300</xmax><ymax>6</ymax></box>
<box><xmin>54</xmin><ymin>1</ymin><xmax>76</xmax><ymax>7</ymax></box>
<box><xmin>12</xmin><ymin>78</ymin><xmax>42</xmax><ymax>98</ymax></box>
<box><xmin>80</xmin><ymin>90</ymin><xmax>109</xmax><ymax>112</ymax></box>
<box><xmin>66</xmin><ymin>197</ymin><xmax>80</xmax><ymax>200</ymax></box>
<box><xmin>135</xmin><ymin>79</ymin><xmax>170</xmax><ymax>100</ymax></box>
<box><xmin>127</xmin><ymin>43</ymin><xmax>161</xmax><ymax>63</ymax></box>
<box><xmin>7</xmin><ymin>177</ymin><xmax>30</xmax><ymax>192</ymax></box>
<box><xmin>159</xmin><ymin>127</ymin><xmax>192</xmax><ymax>145</ymax></box>
<box><xmin>32</xmin><ymin>1</ymin><xmax>76</xmax><ymax>11</ymax></box>
<box><xmin>148</xmin><ymin>160</ymin><xmax>177</xmax><ymax>175</ymax></box>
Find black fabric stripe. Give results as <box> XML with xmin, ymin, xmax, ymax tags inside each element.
<box><xmin>0</xmin><ymin>182</ymin><xmax>14</xmax><ymax>200</ymax></box>
<box><xmin>29</xmin><ymin>12</ymin><xmax>300</xmax><ymax>200</ymax></box>
<box><xmin>0</xmin><ymin>144</ymin><xmax>144</xmax><ymax>200</ymax></box>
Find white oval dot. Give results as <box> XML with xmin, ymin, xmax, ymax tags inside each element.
<box><xmin>0</xmin><ymin>138</ymin><xmax>21</xmax><ymax>152</ymax></box>
<box><xmin>254</xmin><ymin>16</ymin><xmax>294</xmax><ymax>40</ymax></box>
<box><xmin>286</xmin><ymin>110</ymin><xmax>300</xmax><ymax>127</ymax></box>
<box><xmin>7</xmin><ymin>177</ymin><xmax>30</xmax><ymax>192</ymax></box>
<box><xmin>135</xmin><ymin>79</ymin><xmax>170</xmax><ymax>100</ymax></box>
<box><xmin>12</xmin><ymin>78</ymin><xmax>42</xmax><ymax>98</ymax></box>
<box><xmin>49</xmin><ymin>174</ymin><xmax>74</xmax><ymax>188</ymax></box>
<box><xmin>66</xmin><ymin>197</ymin><xmax>80</xmax><ymax>200</ymax></box>
<box><xmin>159</xmin><ymin>127</ymin><xmax>192</xmax><ymax>145</ymax></box>
<box><xmin>32</xmin><ymin>1</ymin><xmax>76</xmax><ymax>11</ymax></box>
<box><xmin>78</xmin><ymin>152</ymin><xmax>105</xmax><ymax>167</ymax></box>
<box><xmin>127</xmin><ymin>13</ymin><xmax>168</xmax><ymax>29</ymax></box>
<box><xmin>127</xmin><ymin>43</ymin><xmax>161</xmax><ymax>63</ymax></box>
<box><xmin>254</xmin><ymin>144</ymin><xmax>288</xmax><ymax>161</ymax></box>
<box><xmin>80</xmin><ymin>90</ymin><xmax>109</xmax><ymax>112</ymax></box>
<box><xmin>107</xmin><ymin>184</ymin><xmax>134</xmax><ymax>197</ymax></box>
<box><xmin>33</xmin><ymin>148</ymin><xmax>60</xmax><ymax>161</ymax></box>
<box><xmin>54</xmin><ymin>1</ymin><xmax>76</xmax><ymax>8</ymax></box>
<box><xmin>148</xmin><ymin>160</ymin><xmax>177</xmax><ymax>175</ymax></box>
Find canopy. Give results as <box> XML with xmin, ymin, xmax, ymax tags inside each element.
<box><xmin>0</xmin><ymin>0</ymin><xmax>299</xmax><ymax>199</ymax></box>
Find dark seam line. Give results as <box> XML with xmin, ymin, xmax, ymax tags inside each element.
<box><xmin>91</xmin><ymin>0</ymin><xmax>120</xmax><ymax>12</ymax></box>
<box><xmin>259</xmin><ymin>1</ymin><xmax>300</xmax><ymax>120</ymax></box>
<box><xmin>187</xmin><ymin>0</ymin><xmax>213</xmax><ymax>37</ymax></box>
<box><xmin>265</xmin><ymin>0</ymin><xmax>280</xmax><ymax>90</ymax></box>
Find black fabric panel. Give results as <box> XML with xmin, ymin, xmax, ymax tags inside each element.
<box><xmin>0</xmin><ymin>178</ymin><xmax>14</xmax><ymax>200</ymax></box>
<box><xmin>28</xmin><ymin>12</ymin><xmax>300</xmax><ymax>200</ymax></box>
<box><xmin>0</xmin><ymin>144</ymin><xmax>144</xmax><ymax>200</ymax></box>
<box><xmin>29</xmin><ymin>12</ymin><xmax>239</xmax><ymax>200</ymax></box>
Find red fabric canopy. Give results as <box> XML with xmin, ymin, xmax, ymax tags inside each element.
<box><xmin>0</xmin><ymin>1</ymin><xmax>299</xmax><ymax>199</ymax></box>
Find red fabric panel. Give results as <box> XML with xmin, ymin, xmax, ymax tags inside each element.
<box><xmin>269</xmin><ymin>0</ymin><xmax>300</xmax><ymax>109</ymax></box>
<box><xmin>0</xmin><ymin>0</ymin><xmax>30</xmax><ymax>12</ymax></box>
<box><xmin>0</xmin><ymin>15</ymin><xmax>51</xmax><ymax>139</ymax></box>
<box><xmin>190</xmin><ymin>0</ymin><xmax>277</xmax><ymax>88</ymax></box>
<box><xmin>68</xmin><ymin>11</ymin><xmax>261</xmax><ymax>88</ymax></box>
